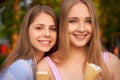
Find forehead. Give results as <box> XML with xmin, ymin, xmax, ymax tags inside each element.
<box><xmin>33</xmin><ymin>12</ymin><xmax>54</xmax><ymax>23</ymax></box>
<box><xmin>34</xmin><ymin>12</ymin><xmax>50</xmax><ymax>20</ymax></box>
<box><xmin>68</xmin><ymin>3</ymin><xmax>90</xmax><ymax>18</ymax></box>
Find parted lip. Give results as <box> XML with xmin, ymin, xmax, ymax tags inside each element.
<box><xmin>73</xmin><ymin>33</ymin><xmax>88</xmax><ymax>36</ymax></box>
<box><xmin>38</xmin><ymin>40</ymin><xmax>52</xmax><ymax>44</ymax></box>
<box><xmin>72</xmin><ymin>33</ymin><xmax>89</xmax><ymax>40</ymax></box>
<box><xmin>73</xmin><ymin>33</ymin><xmax>88</xmax><ymax>37</ymax></box>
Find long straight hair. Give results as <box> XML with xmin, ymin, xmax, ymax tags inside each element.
<box><xmin>0</xmin><ymin>5</ymin><xmax>58</xmax><ymax>75</ymax></box>
<box><xmin>52</xmin><ymin>0</ymin><xmax>111</xmax><ymax>80</ymax></box>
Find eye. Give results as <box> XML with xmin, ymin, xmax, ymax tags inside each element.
<box><xmin>69</xmin><ymin>19</ymin><xmax>78</xmax><ymax>24</ymax></box>
<box><xmin>50</xmin><ymin>26</ymin><xmax>56</xmax><ymax>31</ymax></box>
<box><xmin>35</xmin><ymin>26</ymin><xmax>43</xmax><ymax>30</ymax></box>
<box><xmin>85</xmin><ymin>19</ymin><xmax>91</xmax><ymax>24</ymax></box>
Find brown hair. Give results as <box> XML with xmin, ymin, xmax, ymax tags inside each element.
<box><xmin>0</xmin><ymin>5</ymin><xmax>58</xmax><ymax>75</ymax></box>
<box><xmin>52</xmin><ymin>0</ymin><xmax>111</xmax><ymax>80</ymax></box>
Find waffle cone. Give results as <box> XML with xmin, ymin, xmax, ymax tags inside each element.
<box><xmin>84</xmin><ymin>63</ymin><xmax>102</xmax><ymax>80</ymax></box>
<box><xmin>36</xmin><ymin>71</ymin><xmax>49</xmax><ymax>80</ymax></box>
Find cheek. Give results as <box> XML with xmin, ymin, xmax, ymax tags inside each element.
<box><xmin>86</xmin><ymin>26</ymin><xmax>93</xmax><ymax>34</ymax></box>
<box><xmin>52</xmin><ymin>32</ymin><xmax>57</xmax><ymax>40</ymax></box>
<box><xmin>28</xmin><ymin>29</ymin><xmax>32</xmax><ymax>40</ymax></box>
<box><xmin>29</xmin><ymin>29</ymin><xmax>40</xmax><ymax>40</ymax></box>
<box><xmin>68</xmin><ymin>25</ymin><xmax>76</xmax><ymax>33</ymax></box>
<box><xmin>87</xmin><ymin>26</ymin><xmax>93</xmax><ymax>40</ymax></box>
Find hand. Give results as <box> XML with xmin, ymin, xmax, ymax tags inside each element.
<box><xmin>96</xmin><ymin>76</ymin><xmax>103</xmax><ymax>80</ymax></box>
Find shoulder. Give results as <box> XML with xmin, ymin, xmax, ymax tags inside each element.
<box><xmin>108</xmin><ymin>52</ymin><xmax>120</xmax><ymax>66</ymax></box>
<box><xmin>107</xmin><ymin>52</ymin><xmax>120</xmax><ymax>80</ymax></box>
<box><xmin>10</xmin><ymin>59</ymin><xmax>33</xmax><ymax>71</ymax></box>
<box><xmin>1</xmin><ymin>59</ymin><xmax>34</xmax><ymax>80</ymax></box>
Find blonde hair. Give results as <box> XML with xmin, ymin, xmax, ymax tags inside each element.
<box><xmin>0</xmin><ymin>5</ymin><xmax>58</xmax><ymax>76</ymax></box>
<box><xmin>51</xmin><ymin>0</ymin><xmax>111</xmax><ymax>80</ymax></box>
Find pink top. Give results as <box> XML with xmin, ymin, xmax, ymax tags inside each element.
<box><xmin>45</xmin><ymin>57</ymin><xmax>61</xmax><ymax>80</ymax></box>
<box><xmin>45</xmin><ymin>52</ymin><xmax>108</xmax><ymax>80</ymax></box>
<box><xmin>102</xmin><ymin>52</ymin><xmax>108</xmax><ymax>65</ymax></box>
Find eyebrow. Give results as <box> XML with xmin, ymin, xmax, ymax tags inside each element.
<box><xmin>35</xmin><ymin>23</ymin><xmax>45</xmax><ymax>26</ymax></box>
<box><xmin>69</xmin><ymin>17</ymin><xmax>91</xmax><ymax>20</ymax></box>
<box><xmin>69</xmin><ymin>17</ymin><xmax>78</xmax><ymax>19</ymax></box>
<box><xmin>34</xmin><ymin>23</ymin><xmax>56</xmax><ymax>27</ymax></box>
<box><xmin>86</xmin><ymin>17</ymin><xmax>91</xmax><ymax>19</ymax></box>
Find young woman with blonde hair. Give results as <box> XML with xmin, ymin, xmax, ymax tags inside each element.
<box><xmin>37</xmin><ymin>0</ymin><xmax>120</xmax><ymax>80</ymax></box>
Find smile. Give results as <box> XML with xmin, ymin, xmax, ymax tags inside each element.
<box><xmin>38</xmin><ymin>40</ymin><xmax>51</xmax><ymax>45</ymax></box>
<box><xmin>73</xmin><ymin>34</ymin><xmax>87</xmax><ymax>40</ymax></box>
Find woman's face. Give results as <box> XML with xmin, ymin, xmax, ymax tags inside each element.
<box><xmin>68</xmin><ymin>3</ymin><xmax>93</xmax><ymax>48</ymax></box>
<box><xmin>29</xmin><ymin>12</ymin><xmax>57</xmax><ymax>54</ymax></box>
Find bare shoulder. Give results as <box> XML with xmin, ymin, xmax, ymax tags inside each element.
<box><xmin>108</xmin><ymin>52</ymin><xmax>120</xmax><ymax>65</ymax></box>
<box><xmin>108</xmin><ymin>52</ymin><xmax>120</xmax><ymax>80</ymax></box>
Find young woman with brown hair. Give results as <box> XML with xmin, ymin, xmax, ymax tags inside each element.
<box><xmin>0</xmin><ymin>5</ymin><xmax>58</xmax><ymax>80</ymax></box>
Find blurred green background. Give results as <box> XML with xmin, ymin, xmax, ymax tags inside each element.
<box><xmin>0</xmin><ymin>0</ymin><xmax>120</xmax><ymax>65</ymax></box>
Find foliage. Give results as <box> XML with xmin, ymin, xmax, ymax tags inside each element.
<box><xmin>0</xmin><ymin>1</ymin><xmax>15</xmax><ymax>39</ymax></box>
<box><xmin>93</xmin><ymin>0</ymin><xmax>120</xmax><ymax>49</ymax></box>
<box><xmin>96</xmin><ymin>0</ymin><xmax>120</xmax><ymax>36</ymax></box>
<box><xmin>0</xmin><ymin>55</ymin><xmax>7</xmax><ymax>66</ymax></box>
<box><xmin>30</xmin><ymin>0</ymin><xmax>62</xmax><ymax>15</ymax></box>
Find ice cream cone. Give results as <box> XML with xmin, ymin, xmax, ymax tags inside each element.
<box><xmin>84</xmin><ymin>63</ymin><xmax>102</xmax><ymax>80</ymax></box>
<box><xmin>36</xmin><ymin>71</ymin><xmax>49</xmax><ymax>80</ymax></box>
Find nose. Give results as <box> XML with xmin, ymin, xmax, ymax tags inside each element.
<box><xmin>44</xmin><ymin>29</ymin><xmax>50</xmax><ymax>37</ymax></box>
<box><xmin>78</xmin><ymin>22</ymin><xmax>85</xmax><ymax>32</ymax></box>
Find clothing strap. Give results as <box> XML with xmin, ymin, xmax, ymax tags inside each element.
<box><xmin>45</xmin><ymin>57</ymin><xmax>61</xmax><ymax>80</ymax></box>
<box><xmin>102</xmin><ymin>52</ymin><xmax>108</xmax><ymax>65</ymax></box>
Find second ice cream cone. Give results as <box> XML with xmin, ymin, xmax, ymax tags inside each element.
<box><xmin>84</xmin><ymin>63</ymin><xmax>102</xmax><ymax>80</ymax></box>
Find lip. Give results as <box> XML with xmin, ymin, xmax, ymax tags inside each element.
<box><xmin>73</xmin><ymin>34</ymin><xmax>87</xmax><ymax>40</ymax></box>
<box><xmin>38</xmin><ymin>40</ymin><xmax>51</xmax><ymax>45</ymax></box>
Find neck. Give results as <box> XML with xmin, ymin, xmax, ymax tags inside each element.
<box><xmin>69</xmin><ymin>45</ymin><xmax>88</xmax><ymax>59</ymax></box>
<box><xmin>35</xmin><ymin>52</ymin><xmax>45</xmax><ymax>63</ymax></box>
<box><xmin>64</xmin><ymin>46</ymin><xmax>87</xmax><ymax>69</ymax></box>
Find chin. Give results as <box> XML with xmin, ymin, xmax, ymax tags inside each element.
<box><xmin>41</xmin><ymin>48</ymin><xmax>51</xmax><ymax>53</ymax></box>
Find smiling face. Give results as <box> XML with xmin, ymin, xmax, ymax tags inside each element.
<box><xmin>29</xmin><ymin>12</ymin><xmax>57</xmax><ymax>54</ymax></box>
<box><xmin>68</xmin><ymin>3</ymin><xmax>93</xmax><ymax>48</ymax></box>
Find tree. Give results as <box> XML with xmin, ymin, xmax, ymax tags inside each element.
<box><xmin>93</xmin><ymin>0</ymin><xmax>120</xmax><ymax>50</ymax></box>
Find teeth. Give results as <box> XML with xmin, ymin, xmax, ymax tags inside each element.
<box><xmin>39</xmin><ymin>40</ymin><xmax>50</xmax><ymax>44</ymax></box>
<box><xmin>74</xmin><ymin>34</ymin><xmax>85</xmax><ymax>37</ymax></box>
<box><xmin>41</xmin><ymin>41</ymin><xmax>49</xmax><ymax>44</ymax></box>
<box><xmin>76</xmin><ymin>35</ymin><xmax>85</xmax><ymax>37</ymax></box>
<box><xmin>74</xmin><ymin>34</ymin><xmax>86</xmax><ymax>39</ymax></box>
